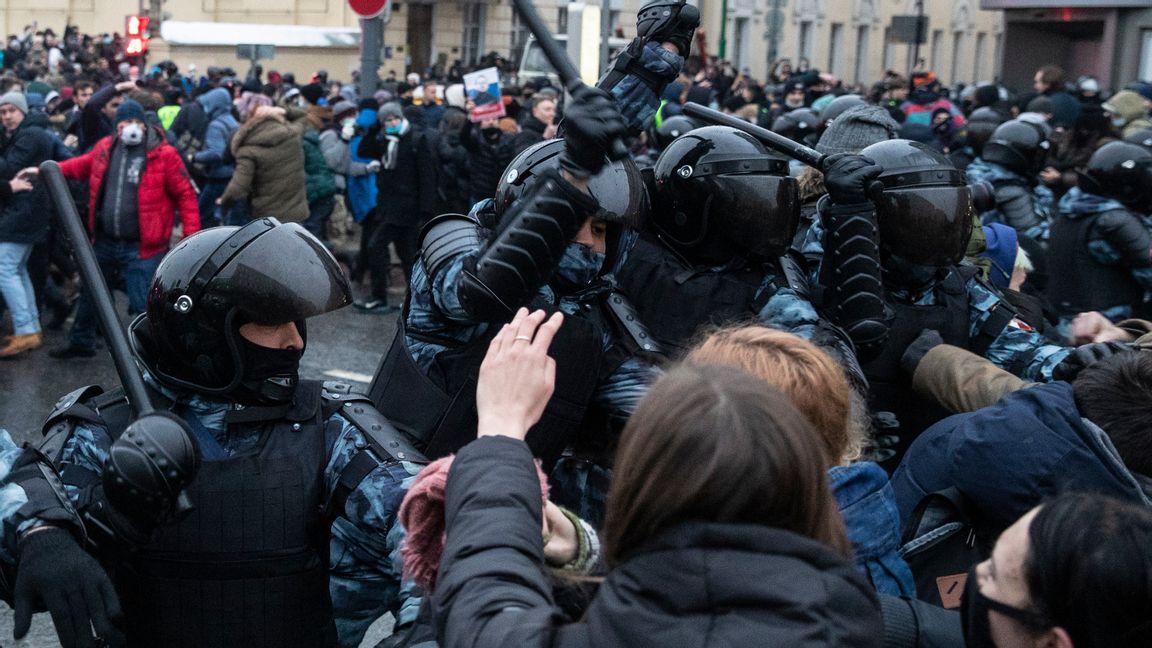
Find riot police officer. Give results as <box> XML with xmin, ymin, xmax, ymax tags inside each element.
<box><xmin>967</xmin><ymin>119</ymin><xmax>1056</xmax><ymax>244</ymax></box>
<box><xmin>614</xmin><ymin>125</ymin><xmax>876</xmax><ymax>389</ymax></box>
<box><xmin>1048</xmin><ymin>141</ymin><xmax>1152</xmax><ymax>326</ymax></box>
<box><xmin>805</xmin><ymin>139</ymin><xmax>1073</xmax><ymax>467</ymax></box>
<box><xmin>369</xmin><ymin>86</ymin><xmax>661</xmax><ymax>525</ymax></box>
<box><xmin>0</xmin><ymin>219</ymin><xmax>427</xmax><ymax>648</ymax></box>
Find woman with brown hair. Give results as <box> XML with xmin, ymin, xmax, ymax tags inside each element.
<box><xmin>687</xmin><ymin>325</ymin><xmax>916</xmax><ymax>598</ymax></box>
<box><xmin>430</xmin><ymin>308</ymin><xmax>882</xmax><ymax>648</ymax></box>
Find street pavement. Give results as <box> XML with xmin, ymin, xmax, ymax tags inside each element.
<box><xmin>0</xmin><ymin>289</ymin><xmax>402</xmax><ymax>647</ymax></box>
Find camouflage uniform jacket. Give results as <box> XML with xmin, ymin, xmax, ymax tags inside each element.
<box><xmin>0</xmin><ymin>375</ymin><xmax>422</xmax><ymax>648</ymax></box>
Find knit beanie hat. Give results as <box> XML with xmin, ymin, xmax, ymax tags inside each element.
<box><xmin>377</xmin><ymin>101</ymin><xmax>403</xmax><ymax>123</ymax></box>
<box><xmin>816</xmin><ymin>104</ymin><xmax>899</xmax><ymax>155</ymax></box>
<box><xmin>0</xmin><ymin>92</ymin><xmax>28</xmax><ymax>115</ymax></box>
<box><xmin>357</xmin><ymin>97</ymin><xmax>379</xmax><ymax>112</ymax></box>
<box><xmin>115</xmin><ymin>99</ymin><xmax>146</xmax><ymax>124</ymax></box>
<box><xmin>398</xmin><ymin>454</ymin><xmax>551</xmax><ymax>592</ymax></box>
<box><xmin>299</xmin><ymin>82</ymin><xmax>325</xmax><ymax>106</ymax></box>
<box><xmin>331</xmin><ymin>100</ymin><xmax>357</xmax><ymax>121</ymax></box>
<box><xmin>979</xmin><ymin>223</ymin><xmax>1018</xmax><ymax>289</ymax></box>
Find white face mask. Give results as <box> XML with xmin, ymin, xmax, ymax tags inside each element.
<box><xmin>1112</xmin><ymin>116</ymin><xmax>1127</xmax><ymax>128</ymax></box>
<box><xmin>340</xmin><ymin>118</ymin><xmax>356</xmax><ymax>141</ymax></box>
<box><xmin>119</xmin><ymin>123</ymin><xmax>144</xmax><ymax>146</ymax></box>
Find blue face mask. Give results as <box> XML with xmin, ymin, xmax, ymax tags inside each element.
<box><xmin>385</xmin><ymin>118</ymin><xmax>405</xmax><ymax>134</ymax></box>
<box><xmin>554</xmin><ymin>242</ymin><xmax>605</xmax><ymax>289</ymax></box>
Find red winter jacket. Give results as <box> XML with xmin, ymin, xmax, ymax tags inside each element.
<box><xmin>59</xmin><ymin>127</ymin><xmax>200</xmax><ymax>259</ymax></box>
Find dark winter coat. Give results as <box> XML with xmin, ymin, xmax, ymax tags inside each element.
<box><xmin>301</xmin><ymin>128</ymin><xmax>338</xmax><ymax>204</ymax></box>
<box><xmin>434</xmin><ymin>436</ymin><xmax>883</xmax><ymax>648</ymax></box>
<box><xmin>58</xmin><ymin>125</ymin><xmax>201</xmax><ymax>259</ymax></box>
<box><xmin>0</xmin><ymin>115</ymin><xmax>54</xmax><ymax>244</ymax></box>
<box><xmin>891</xmin><ymin>382</ymin><xmax>1152</xmax><ymax>537</ymax></box>
<box><xmin>220</xmin><ymin>111</ymin><xmax>309</xmax><ymax>223</ymax></box>
<box><xmin>460</xmin><ymin>119</ymin><xmax>520</xmax><ymax>201</ymax></box>
<box><xmin>357</xmin><ymin>122</ymin><xmax>438</xmax><ymax>226</ymax></box>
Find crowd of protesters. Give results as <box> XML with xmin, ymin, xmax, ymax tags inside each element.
<box><xmin>1</xmin><ymin>16</ymin><xmax>1152</xmax><ymax>648</ymax></box>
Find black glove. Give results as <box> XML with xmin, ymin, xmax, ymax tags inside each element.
<box><xmin>1052</xmin><ymin>341</ymin><xmax>1136</xmax><ymax>382</ymax></box>
<box><xmin>822</xmin><ymin>153</ymin><xmax>882</xmax><ymax>207</ymax></box>
<box><xmin>559</xmin><ymin>84</ymin><xmax>628</xmax><ymax>179</ymax></box>
<box><xmin>14</xmin><ymin>527</ymin><xmax>124</xmax><ymax>648</ymax></box>
<box><xmin>637</xmin><ymin>0</ymin><xmax>701</xmax><ymax>57</ymax></box>
<box><xmin>901</xmin><ymin>329</ymin><xmax>945</xmax><ymax>376</ymax></box>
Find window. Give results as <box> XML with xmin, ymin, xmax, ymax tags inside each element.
<box><xmin>854</xmin><ymin>25</ymin><xmax>870</xmax><ymax>84</ymax></box>
<box><xmin>733</xmin><ymin>17</ymin><xmax>751</xmax><ymax>70</ymax></box>
<box><xmin>1142</xmin><ymin>29</ymin><xmax>1152</xmax><ymax>81</ymax></box>
<box><xmin>799</xmin><ymin>21</ymin><xmax>814</xmax><ymax>62</ymax></box>
<box><xmin>931</xmin><ymin>30</ymin><xmax>944</xmax><ymax>73</ymax></box>
<box><xmin>950</xmin><ymin>30</ymin><xmax>966</xmax><ymax>85</ymax></box>
<box><xmin>510</xmin><ymin>8</ymin><xmax>531</xmax><ymax>67</ymax></box>
<box><xmin>883</xmin><ymin>26</ymin><xmax>895</xmax><ymax>72</ymax></box>
<box><xmin>462</xmin><ymin>3</ymin><xmax>486</xmax><ymax>66</ymax></box>
<box><xmin>974</xmin><ymin>32</ymin><xmax>987</xmax><ymax>83</ymax></box>
<box><xmin>557</xmin><ymin>6</ymin><xmax>568</xmax><ymax>34</ymax></box>
<box><xmin>829</xmin><ymin>23</ymin><xmax>844</xmax><ymax>76</ymax></box>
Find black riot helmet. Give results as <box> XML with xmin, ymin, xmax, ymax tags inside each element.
<box><xmin>133</xmin><ymin>218</ymin><xmax>352</xmax><ymax>398</ymax></box>
<box><xmin>1123</xmin><ymin>128</ymin><xmax>1152</xmax><ymax>153</ymax></box>
<box><xmin>651</xmin><ymin>114</ymin><xmax>700</xmax><ymax>150</ymax></box>
<box><xmin>772</xmin><ymin>108</ymin><xmax>820</xmax><ymax>144</ymax></box>
<box><xmin>965</xmin><ymin>107</ymin><xmax>1005</xmax><ymax>158</ymax></box>
<box><xmin>1079</xmin><ymin>141</ymin><xmax>1152</xmax><ymax>214</ymax></box>
<box><xmin>820</xmin><ymin>94</ymin><xmax>867</xmax><ymax>128</ymax></box>
<box><xmin>860</xmin><ymin>139</ymin><xmax>974</xmax><ymax>267</ymax></box>
<box><xmin>651</xmin><ymin>125</ymin><xmax>800</xmax><ymax>265</ymax></box>
<box><xmin>494</xmin><ymin>138</ymin><xmax>649</xmax><ymax>270</ymax></box>
<box><xmin>983</xmin><ymin>119</ymin><xmax>1052</xmax><ymax>176</ymax></box>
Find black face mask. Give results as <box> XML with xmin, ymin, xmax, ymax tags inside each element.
<box><xmin>961</xmin><ymin>564</ymin><xmax>1050</xmax><ymax>648</ymax></box>
<box><xmin>234</xmin><ymin>336</ymin><xmax>304</xmax><ymax>406</ymax></box>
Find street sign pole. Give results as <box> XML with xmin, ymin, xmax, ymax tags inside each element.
<box><xmin>351</xmin><ymin>0</ymin><xmax>390</xmax><ymax>98</ymax></box>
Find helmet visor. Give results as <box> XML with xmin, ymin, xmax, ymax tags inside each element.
<box><xmin>877</xmin><ymin>186</ymin><xmax>974</xmax><ymax>267</ymax></box>
<box><xmin>211</xmin><ymin>223</ymin><xmax>352</xmax><ymax>324</ymax></box>
<box><xmin>711</xmin><ymin>174</ymin><xmax>800</xmax><ymax>258</ymax></box>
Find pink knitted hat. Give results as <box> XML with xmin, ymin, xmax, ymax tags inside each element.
<box><xmin>399</xmin><ymin>454</ymin><xmax>550</xmax><ymax>592</ymax></box>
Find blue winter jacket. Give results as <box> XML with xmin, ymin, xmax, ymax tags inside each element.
<box><xmin>829</xmin><ymin>462</ymin><xmax>917</xmax><ymax>597</ymax></box>
<box><xmin>891</xmin><ymin>382</ymin><xmax>1152</xmax><ymax>535</ymax></box>
<box><xmin>192</xmin><ymin>88</ymin><xmax>238</xmax><ymax>179</ymax></box>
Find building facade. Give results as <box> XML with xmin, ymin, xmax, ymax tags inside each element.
<box><xmin>5</xmin><ymin>0</ymin><xmax>1006</xmax><ymax>89</ymax></box>
<box><xmin>981</xmin><ymin>0</ymin><xmax>1152</xmax><ymax>94</ymax></box>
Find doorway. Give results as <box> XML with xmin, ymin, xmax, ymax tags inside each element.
<box><xmin>407</xmin><ymin>3</ymin><xmax>433</xmax><ymax>75</ymax></box>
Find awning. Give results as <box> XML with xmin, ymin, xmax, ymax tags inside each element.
<box><xmin>159</xmin><ymin>21</ymin><xmax>360</xmax><ymax>48</ymax></box>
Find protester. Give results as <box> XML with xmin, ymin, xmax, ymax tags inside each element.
<box><xmin>963</xmin><ymin>493</ymin><xmax>1152</xmax><ymax>648</ymax></box>
<box><xmin>0</xmin><ymin>91</ymin><xmax>52</xmax><ymax>358</ymax></box>
<box><xmin>45</xmin><ymin>99</ymin><xmax>199</xmax><ymax>359</ymax></box>
<box><xmin>431</xmin><ymin>309</ymin><xmax>883</xmax><ymax>647</ymax></box>
<box><xmin>219</xmin><ymin>105</ymin><xmax>308</xmax><ymax>223</ymax></box>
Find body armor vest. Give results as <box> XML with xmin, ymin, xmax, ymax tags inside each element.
<box><xmin>863</xmin><ymin>269</ymin><xmax>973</xmax><ymax>470</ymax></box>
<box><xmin>616</xmin><ymin>235</ymin><xmax>772</xmax><ymax>357</ymax></box>
<box><xmin>1047</xmin><ymin>209</ymin><xmax>1145</xmax><ymax>316</ymax></box>
<box><xmin>370</xmin><ymin>296</ymin><xmax>607</xmax><ymax>469</ymax></box>
<box><xmin>115</xmin><ymin>391</ymin><xmax>336</xmax><ymax>648</ymax></box>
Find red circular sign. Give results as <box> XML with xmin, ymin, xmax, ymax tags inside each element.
<box><xmin>348</xmin><ymin>0</ymin><xmax>387</xmax><ymax>18</ymax></box>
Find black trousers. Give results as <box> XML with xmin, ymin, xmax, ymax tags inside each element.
<box><xmin>366</xmin><ymin>217</ymin><xmax>419</xmax><ymax>302</ymax></box>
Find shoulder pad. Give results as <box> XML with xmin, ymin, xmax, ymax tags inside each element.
<box><xmin>605</xmin><ymin>290</ymin><xmax>664</xmax><ymax>356</ymax></box>
<box><xmin>335</xmin><ymin>393</ymin><xmax>428</xmax><ymax>465</ymax></box>
<box><xmin>420</xmin><ymin>213</ymin><xmax>483</xmax><ymax>281</ymax></box>
<box><xmin>42</xmin><ymin>385</ymin><xmax>105</xmax><ymax>434</ymax></box>
<box><xmin>777</xmin><ymin>252</ymin><xmax>812</xmax><ymax>299</ymax></box>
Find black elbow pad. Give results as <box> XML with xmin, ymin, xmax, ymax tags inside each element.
<box><xmin>460</xmin><ymin>171</ymin><xmax>598</xmax><ymax>321</ymax></box>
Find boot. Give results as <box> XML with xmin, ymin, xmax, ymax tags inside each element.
<box><xmin>0</xmin><ymin>332</ymin><xmax>43</xmax><ymax>358</ymax></box>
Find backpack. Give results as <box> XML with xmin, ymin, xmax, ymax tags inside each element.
<box><xmin>898</xmin><ymin>488</ymin><xmax>994</xmax><ymax>609</ymax></box>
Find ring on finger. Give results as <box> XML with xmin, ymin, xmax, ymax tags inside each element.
<box><xmin>514</xmin><ymin>335</ymin><xmax>532</xmax><ymax>342</ymax></box>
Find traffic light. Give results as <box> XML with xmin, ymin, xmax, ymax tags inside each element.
<box><xmin>125</xmin><ymin>15</ymin><xmax>150</xmax><ymax>55</ymax></box>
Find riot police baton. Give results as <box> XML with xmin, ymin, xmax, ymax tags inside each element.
<box><xmin>39</xmin><ymin>161</ymin><xmax>155</xmax><ymax>415</ymax></box>
<box><xmin>510</xmin><ymin>0</ymin><xmax>630</xmax><ymax>160</ymax></box>
<box><xmin>40</xmin><ymin>160</ymin><xmax>199</xmax><ymax>541</ymax></box>
<box><xmin>682</xmin><ymin>101</ymin><xmax>885</xmax><ymax>199</ymax></box>
<box><xmin>682</xmin><ymin>101</ymin><xmax>825</xmax><ymax>168</ymax></box>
